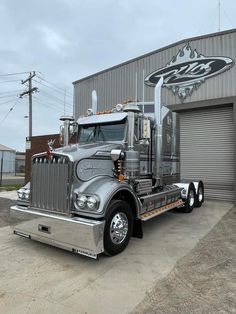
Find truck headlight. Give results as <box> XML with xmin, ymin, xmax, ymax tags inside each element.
<box><xmin>77</xmin><ymin>195</ymin><xmax>87</xmax><ymax>208</ymax></box>
<box><xmin>87</xmin><ymin>196</ymin><xmax>97</xmax><ymax>210</ymax></box>
<box><xmin>74</xmin><ymin>193</ymin><xmax>99</xmax><ymax>211</ymax></box>
<box><xmin>17</xmin><ymin>188</ymin><xmax>30</xmax><ymax>200</ymax></box>
<box><xmin>17</xmin><ymin>189</ymin><xmax>24</xmax><ymax>199</ymax></box>
<box><xmin>24</xmin><ymin>190</ymin><xmax>30</xmax><ymax>200</ymax></box>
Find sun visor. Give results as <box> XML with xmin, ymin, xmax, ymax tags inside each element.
<box><xmin>77</xmin><ymin>112</ymin><xmax>127</xmax><ymax>125</ymax></box>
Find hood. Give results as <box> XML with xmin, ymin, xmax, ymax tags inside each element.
<box><xmin>53</xmin><ymin>142</ymin><xmax>123</xmax><ymax>162</ymax></box>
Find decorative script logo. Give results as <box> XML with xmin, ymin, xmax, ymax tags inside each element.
<box><xmin>144</xmin><ymin>43</ymin><xmax>234</xmax><ymax>99</ymax></box>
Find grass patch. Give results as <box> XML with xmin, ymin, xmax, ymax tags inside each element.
<box><xmin>0</xmin><ymin>184</ymin><xmax>23</xmax><ymax>191</ymax></box>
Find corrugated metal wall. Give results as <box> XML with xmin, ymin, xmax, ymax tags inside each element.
<box><xmin>74</xmin><ymin>30</ymin><xmax>236</xmax><ymax>118</ymax></box>
<box><xmin>0</xmin><ymin>151</ymin><xmax>16</xmax><ymax>173</ymax></box>
<box><xmin>180</xmin><ymin>106</ymin><xmax>235</xmax><ymax>201</ymax></box>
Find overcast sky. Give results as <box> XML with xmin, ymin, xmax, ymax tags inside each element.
<box><xmin>0</xmin><ymin>0</ymin><xmax>235</xmax><ymax>152</ymax></box>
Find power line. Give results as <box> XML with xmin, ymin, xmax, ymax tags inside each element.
<box><xmin>33</xmin><ymin>79</ymin><xmax>73</xmax><ymax>99</ymax></box>
<box><xmin>0</xmin><ymin>90</ymin><xmax>24</xmax><ymax>95</ymax></box>
<box><xmin>0</xmin><ymin>71</ymin><xmax>32</xmax><ymax>77</ymax></box>
<box><xmin>37</xmin><ymin>96</ymin><xmax>72</xmax><ymax>114</ymax></box>
<box><xmin>39</xmin><ymin>90</ymin><xmax>73</xmax><ymax>108</ymax></box>
<box><xmin>0</xmin><ymin>98</ymin><xmax>18</xmax><ymax>106</ymax></box>
<box><xmin>33</xmin><ymin>97</ymin><xmax>65</xmax><ymax>114</ymax></box>
<box><xmin>0</xmin><ymin>93</ymin><xmax>22</xmax><ymax>99</ymax></box>
<box><xmin>35</xmin><ymin>75</ymin><xmax>73</xmax><ymax>97</ymax></box>
<box><xmin>0</xmin><ymin>79</ymin><xmax>22</xmax><ymax>84</ymax></box>
<box><xmin>0</xmin><ymin>98</ymin><xmax>19</xmax><ymax>125</ymax></box>
<box><xmin>37</xmin><ymin>92</ymin><xmax>72</xmax><ymax>110</ymax></box>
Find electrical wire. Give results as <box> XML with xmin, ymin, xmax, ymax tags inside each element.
<box><xmin>0</xmin><ymin>98</ymin><xmax>19</xmax><ymax>125</ymax></box>
<box><xmin>0</xmin><ymin>98</ymin><xmax>18</xmax><ymax>106</ymax></box>
<box><xmin>35</xmin><ymin>75</ymin><xmax>73</xmax><ymax>97</ymax></box>
<box><xmin>34</xmin><ymin>100</ymin><xmax>64</xmax><ymax>113</ymax></box>
<box><xmin>39</xmin><ymin>90</ymin><xmax>73</xmax><ymax>108</ymax></box>
<box><xmin>33</xmin><ymin>96</ymin><xmax>69</xmax><ymax>114</ymax></box>
<box><xmin>0</xmin><ymin>79</ymin><xmax>22</xmax><ymax>84</ymax></box>
<box><xmin>37</xmin><ymin>95</ymin><xmax>72</xmax><ymax>112</ymax></box>
<box><xmin>0</xmin><ymin>71</ymin><xmax>31</xmax><ymax>77</ymax></box>
<box><xmin>33</xmin><ymin>79</ymin><xmax>73</xmax><ymax>99</ymax></box>
<box><xmin>0</xmin><ymin>90</ymin><xmax>24</xmax><ymax>95</ymax></box>
<box><xmin>0</xmin><ymin>93</ymin><xmax>22</xmax><ymax>100</ymax></box>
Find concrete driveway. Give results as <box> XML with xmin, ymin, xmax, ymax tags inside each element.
<box><xmin>0</xmin><ymin>194</ymin><xmax>233</xmax><ymax>314</ymax></box>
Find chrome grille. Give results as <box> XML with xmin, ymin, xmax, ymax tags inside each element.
<box><xmin>31</xmin><ymin>155</ymin><xmax>70</xmax><ymax>214</ymax></box>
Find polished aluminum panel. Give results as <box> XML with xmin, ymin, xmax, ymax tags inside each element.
<box><xmin>31</xmin><ymin>156</ymin><xmax>70</xmax><ymax>214</ymax></box>
<box><xmin>77</xmin><ymin>158</ymin><xmax>114</xmax><ymax>181</ymax></box>
<box><xmin>11</xmin><ymin>206</ymin><xmax>105</xmax><ymax>259</ymax></box>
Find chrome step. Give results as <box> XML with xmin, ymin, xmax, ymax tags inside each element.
<box><xmin>140</xmin><ymin>199</ymin><xmax>184</xmax><ymax>221</ymax></box>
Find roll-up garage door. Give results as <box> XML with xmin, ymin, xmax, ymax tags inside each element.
<box><xmin>180</xmin><ymin>105</ymin><xmax>234</xmax><ymax>201</ymax></box>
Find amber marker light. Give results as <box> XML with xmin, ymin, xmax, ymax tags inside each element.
<box><xmin>118</xmin><ymin>174</ymin><xmax>125</xmax><ymax>181</ymax></box>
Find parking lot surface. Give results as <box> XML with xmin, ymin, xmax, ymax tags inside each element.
<box><xmin>132</xmin><ymin>205</ymin><xmax>236</xmax><ymax>314</ymax></box>
<box><xmin>0</xmin><ymin>194</ymin><xmax>233</xmax><ymax>314</ymax></box>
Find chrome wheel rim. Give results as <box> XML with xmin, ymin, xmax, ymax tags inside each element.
<box><xmin>189</xmin><ymin>190</ymin><xmax>195</xmax><ymax>207</ymax></box>
<box><xmin>198</xmin><ymin>187</ymin><xmax>203</xmax><ymax>202</ymax></box>
<box><xmin>110</xmin><ymin>212</ymin><xmax>128</xmax><ymax>244</ymax></box>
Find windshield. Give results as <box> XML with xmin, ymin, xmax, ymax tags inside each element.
<box><xmin>78</xmin><ymin>121</ymin><xmax>126</xmax><ymax>143</ymax></box>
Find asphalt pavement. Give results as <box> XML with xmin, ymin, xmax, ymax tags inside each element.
<box><xmin>0</xmin><ymin>192</ymin><xmax>234</xmax><ymax>314</ymax></box>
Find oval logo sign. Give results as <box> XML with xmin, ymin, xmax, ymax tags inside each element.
<box><xmin>145</xmin><ymin>44</ymin><xmax>234</xmax><ymax>99</ymax></box>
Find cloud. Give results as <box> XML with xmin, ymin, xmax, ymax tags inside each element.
<box><xmin>0</xmin><ymin>0</ymin><xmax>235</xmax><ymax>151</ymax></box>
<box><xmin>37</xmin><ymin>25</ymin><xmax>68</xmax><ymax>55</ymax></box>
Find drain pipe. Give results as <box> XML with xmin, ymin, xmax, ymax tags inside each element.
<box><xmin>154</xmin><ymin>77</ymin><xmax>163</xmax><ymax>187</ymax></box>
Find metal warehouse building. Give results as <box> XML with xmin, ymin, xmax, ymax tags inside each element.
<box><xmin>73</xmin><ymin>28</ymin><xmax>236</xmax><ymax>202</ymax></box>
<box><xmin>0</xmin><ymin>144</ymin><xmax>16</xmax><ymax>173</ymax></box>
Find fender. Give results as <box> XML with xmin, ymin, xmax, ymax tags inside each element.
<box><xmin>73</xmin><ymin>176</ymin><xmax>141</xmax><ymax>219</ymax></box>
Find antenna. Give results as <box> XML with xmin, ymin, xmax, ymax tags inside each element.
<box><xmin>142</xmin><ymin>69</ymin><xmax>145</xmax><ymax>113</ymax></box>
<box><xmin>63</xmin><ymin>88</ymin><xmax>66</xmax><ymax>115</ymax></box>
<box><xmin>218</xmin><ymin>0</ymin><xmax>221</xmax><ymax>32</ymax></box>
<box><xmin>135</xmin><ymin>72</ymin><xmax>138</xmax><ymax>104</ymax></box>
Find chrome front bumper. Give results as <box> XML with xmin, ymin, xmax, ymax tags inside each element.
<box><xmin>10</xmin><ymin>206</ymin><xmax>105</xmax><ymax>259</ymax></box>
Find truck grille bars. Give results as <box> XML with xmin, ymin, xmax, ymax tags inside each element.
<box><xmin>31</xmin><ymin>155</ymin><xmax>70</xmax><ymax>214</ymax></box>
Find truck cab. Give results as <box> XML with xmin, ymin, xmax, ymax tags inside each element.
<box><xmin>11</xmin><ymin>81</ymin><xmax>204</xmax><ymax>259</ymax></box>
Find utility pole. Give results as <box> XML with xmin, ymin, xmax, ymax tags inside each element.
<box><xmin>19</xmin><ymin>72</ymin><xmax>38</xmax><ymax>137</ymax></box>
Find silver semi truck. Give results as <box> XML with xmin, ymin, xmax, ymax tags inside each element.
<box><xmin>11</xmin><ymin>79</ymin><xmax>204</xmax><ymax>259</ymax></box>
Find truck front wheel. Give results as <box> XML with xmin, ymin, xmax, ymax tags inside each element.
<box><xmin>104</xmin><ymin>200</ymin><xmax>133</xmax><ymax>256</ymax></box>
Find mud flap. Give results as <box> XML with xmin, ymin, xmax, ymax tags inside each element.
<box><xmin>132</xmin><ymin>219</ymin><xmax>143</xmax><ymax>239</ymax></box>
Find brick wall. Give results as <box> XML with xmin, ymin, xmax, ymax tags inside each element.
<box><xmin>25</xmin><ymin>134</ymin><xmax>60</xmax><ymax>184</ymax></box>
<box><xmin>25</xmin><ymin>133</ymin><xmax>77</xmax><ymax>184</ymax></box>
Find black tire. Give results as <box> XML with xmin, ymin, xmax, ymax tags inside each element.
<box><xmin>194</xmin><ymin>181</ymin><xmax>204</xmax><ymax>208</ymax></box>
<box><xmin>104</xmin><ymin>200</ymin><xmax>133</xmax><ymax>256</ymax></box>
<box><xmin>183</xmin><ymin>183</ymin><xmax>196</xmax><ymax>213</ymax></box>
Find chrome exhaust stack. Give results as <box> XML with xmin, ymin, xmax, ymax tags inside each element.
<box><xmin>123</xmin><ymin>103</ymin><xmax>141</xmax><ymax>179</ymax></box>
<box><xmin>154</xmin><ymin>77</ymin><xmax>164</xmax><ymax>186</ymax></box>
<box><xmin>60</xmin><ymin>115</ymin><xmax>75</xmax><ymax>146</ymax></box>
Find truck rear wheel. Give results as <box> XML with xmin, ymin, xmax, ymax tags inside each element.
<box><xmin>183</xmin><ymin>183</ymin><xmax>196</xmax><ymax>213</ymax></box>
<box><xmin>194</xmin><ymin>181</ymin><xmax>204</xmax><ymax>207</ymax></box>
<box><xmin>104</xmin><ymin>200</ymin><xmax>133</xmax><ymax>256</ymax></box>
